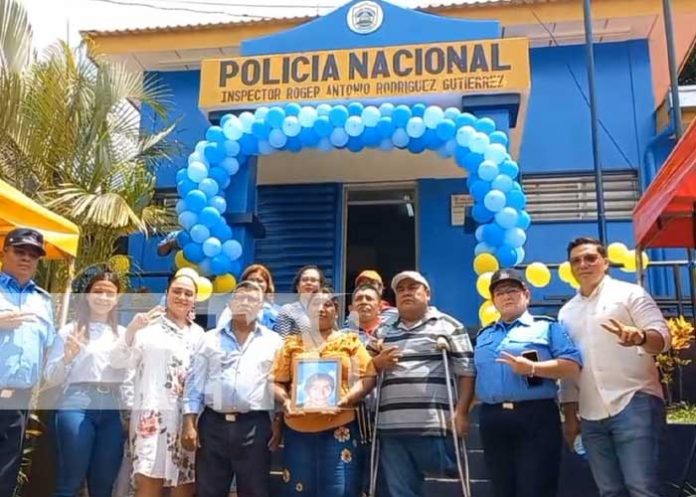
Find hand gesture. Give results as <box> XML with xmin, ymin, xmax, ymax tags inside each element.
<box><xmin>372</xmin><ymin>344</ymin><xmax>402</xmax><ymax>372</ymax></box>
<box><xmin>601</xmin><ymin>318</ymin><xmax>645</xmax><ymax>347</ymax></box>
<box><xmin>496</xmin><ymin>351</ymin><xmax>534</xmax><ymax>376</ymax></box>
<box><xmin>63</xmin><ymin>333</ymin><xmax>83</xmax><ymax>364</ymax></box>
<box><xmin>0</xmin><ymin>310</ymin><xmax>37</xmax><ymax>329</ymax></box>
<box><xmin>126</xmin><ymin>306</ymin><xmax>164</xmax><ymax>335</ymax></box>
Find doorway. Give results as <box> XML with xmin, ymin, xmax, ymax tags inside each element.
<box><xmin>343</xmin><ymin>184</ymin><xmax>417</xmax><ymax>307</ymax></box>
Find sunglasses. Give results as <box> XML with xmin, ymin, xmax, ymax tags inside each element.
<box><xmin>569</xmin><ymin>253</ymin><xmax>602</xmax><ymax>266</ymax></box>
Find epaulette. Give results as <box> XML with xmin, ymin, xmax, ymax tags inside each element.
<box><xmin>476</xmin><ymin>322</ymin><xmax>497</xmax><ymax>337</ymax></box>
<box><xmin>532</xmin><ymin>315</ymin><xmax>557</xmax><ymax>323</ymax></box>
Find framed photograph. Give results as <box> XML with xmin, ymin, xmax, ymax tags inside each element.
<box><xmin>292</xmin><ymin>357</ymin><xmax>342</xmax><ymax>412</ymax></box>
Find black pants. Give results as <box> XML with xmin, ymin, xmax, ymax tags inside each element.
<box><xmin>0</xmin><ymin>409</ymin><xmax>27</xmax><ymax>497</ymax></box>
<box><xmin>196</xmin><ymin>408</ymin><xmax>271</xmax><ymax>497</ymax></box>
<box><xmin>479</xmin><ymin>399</ymin><xmax>562</xmax><ymax>497</ymax></box>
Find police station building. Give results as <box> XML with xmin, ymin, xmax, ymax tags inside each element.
<box><xmin>85</xmin><ymin>0</ymin><xmax>696</xmax><ymax>327</ymax></box>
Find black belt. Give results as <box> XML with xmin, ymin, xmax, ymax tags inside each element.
<box><xmin>484</xmin><ymin>398</ymin><xmax>557</xmax><ymax>410</ymax></box>
<box><xmin>204</xmin><ymin>406</ymin><xmax>269</xmax><ymax>423</ymax></box>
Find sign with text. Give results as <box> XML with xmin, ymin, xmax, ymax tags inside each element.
<box><xmin>199</xmin><ymin>38</ymin><xmax>530</xmax><ymax>109</ymax></box>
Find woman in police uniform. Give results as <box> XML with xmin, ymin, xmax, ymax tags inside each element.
<box><xmin>474</xmin><ymin>269</ymin><xmax>582</xmax><ymax>497</ymax></box>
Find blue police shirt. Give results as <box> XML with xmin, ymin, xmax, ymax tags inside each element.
<box><xmin>0</xmin><ymin>272</ymin><xmax>56</xmax><ymax>389</ymax></box>
<box><xmin>474</xmin><ymin>311</ymin><xmax>582</xmax><ymax>404</ymax></box>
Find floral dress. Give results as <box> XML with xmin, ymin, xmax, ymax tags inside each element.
<box><xmin>110</xmin><ymin>317</ymin><xmax>204</xmax><ymax>487</ymax></box>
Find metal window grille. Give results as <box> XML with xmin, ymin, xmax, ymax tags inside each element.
<box><xmin>522</xmin><ymin>171</ymin><xmax>639</xmax><ymax>221</ymax></box>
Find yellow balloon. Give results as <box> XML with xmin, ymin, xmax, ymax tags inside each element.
<box><xmin>479</xmin><ymin>301</ymin><xmax>500</xmax><ymax>327</ymax></box>
<box><xmin>176</xmin><ymin>267</ymin><xmax>199</xmax><ymax>280</ymax></box>
<box><xmin>476</xmin><ymin>272</ymin><xmax>494</xmax><ymax>299</ymax></box>
<box><xmin>607</xmin><ymin>242</ymin><xmax>629</xmax><ymax>264</ymax></box>
<box><xmin>109</xmin><ymin>255</ymin><xmax>130</xmax><ymax>273</ymax></box>
<box><xmin>569</xmin><ymin>278</ymin><xmax>580</xmax><ymax>289</ymax></box>
<box><xmin>621</xmin><ymin>250</ymin><xmax>649</xmax><ymax>273</ymax></box>
<box><xmin>196</xmin><ymin>277</ymin><xmax>213</xmax><ymax>302</ymax></box>
<box><xmin>473</xmin><ymin>253</ymin><xmax>499</xmax><ymax>275</ymax></box>
<box><xmin>558</xmin><ymin>261</ymin><xmax>573</xmax><ymax>283</ymax></box>
<box><xmin>525</xmin><ymin>262</ymin><xmax>551</xmax><ymax>288</ymax></box>
<box><xmin>174</xmin><ymin>250</ymin><xmax>196</xmax><ymax>269</ymax></box>
<box><xmin>213</xmin><ymin>274</ymin><xmax>237</xmax><ymax>293</ymax></box>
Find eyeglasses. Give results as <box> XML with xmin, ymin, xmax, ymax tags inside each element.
<box><xmin>569</xmin><ymin>253</ymin><xmax>601</xmax><ymax>266</ymax></box>
<box><xmin>493</xmin><ymin>287</ymin><xmax>523</xmax><ymax>298</ymax></box>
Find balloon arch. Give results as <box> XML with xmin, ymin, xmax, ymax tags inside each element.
<box><xmin>173</xmin><ymin>101</ymin><xmax>531</xmax><ymax>309</ymax></box>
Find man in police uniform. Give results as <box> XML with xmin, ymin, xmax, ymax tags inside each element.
<box><xmin>471</xmin><ymin>269</ymin><xmax>582</xmax><ymax>497</ymax></box>
<box><xmin>0</xmin><ymin>228</ymin><xmax>55</xmax><ymax>495</ymax></box>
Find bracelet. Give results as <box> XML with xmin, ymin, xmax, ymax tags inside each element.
<box><xmin>529</xmin><ymin>363</ymin><xmax>536</xmax><ymax>377</ymax></box>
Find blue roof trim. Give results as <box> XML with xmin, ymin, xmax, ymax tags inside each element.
<box><xmin>241</xmin><ymin>0</ymin><xmax>501</xmax><ymax>56</ymax></box>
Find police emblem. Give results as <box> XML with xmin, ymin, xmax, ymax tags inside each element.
<box><xmin>347</xmin><ymin>1</ymin><xmax>384</xmax><ymax>35</ymax></box>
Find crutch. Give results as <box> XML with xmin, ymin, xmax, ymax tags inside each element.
<box><xmin>436</xmin><ymin>336</ymin><xmax>471</xmax><ymax>497</ymax></box>
<box><xmin>368</xmin><ymin>371</ymin><xmax>384</xmax><ymax>497</ymax></box>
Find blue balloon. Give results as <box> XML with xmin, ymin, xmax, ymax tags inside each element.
<box><xmin>379</xmin><ymin>102</ymin><xmax>394</xmax><ymax>116</ymax></box>
<box><xmin>176</xmin><ymin>168</ymin><xmax>187</xmax><ymax>183</ymax></box>
<box><xmin>190</xmin><ymin>224</ymin><xmax>210</xmax><ymax>244</ymax></box>
<box><xmin>362</xmin><ymin>106</ymin><xmax>381</xmax><ymax>127</ymax></box>
<box><xmin>251</xmin><ymin>119</ymin><xmax>271</xmax><ymax>140</ymax></box>
<box><xmin>317</xmin><ymin>137</ymin><xmax>332</xmax><ymax>152</ymax></box>
<box><xmin>470</xmin><ymin>181</ymin><xmax>491</xmax><ymax>202</ymax></box>
<box><xmin>298</xmin><ymin>106</ymin><xmax>318</xmax><ymax>127</ymax></box>
<box><xmin>489</xmin><ymin>131</ymin><xmax>509</xmax><ymax>146</ymax></box>
<box><xmin>504</xmin><ymin>227</ymin><xmax>527</xmax><ymax>248</ymax></box>
<box><xmin>183</xmin><ymin>243</ymin><xmax>204</xmax><ymax>263</ymax></box>
<box><xmin>463</xmin><ymin>152</ymin><xmax>484</xmax><ymax>171</ymax></box>
<box><xmin>466</xmin><ymin>172</ymin><xmax>480</xmax><ymax>189</ymax></box>
<box><xmin>329</xmin><ymin>105</ymin><xmax>349</xmax><ymax>127</ymax></box>
<box><xmin>194</xmin><ymin>140</ymin><xmax>208</xmax><ymax>157</ymax></box>
<box><xmin>329</xmin><ymin>128</ymin><xmax>349</xmax><ymax>148</ymax></box>
<box><xmin>517</xmin><ymin>210</ymin><xmax>531</xmax><ymax>230</ymax></box>
<box><xmin>482</xmin><ymin>223</ymin><xmax>505</xmax><ymax>246</ymax></box>
<box><xmin>456</xmin><ymin>125</ymin><xmax>476</xmax><ymax>148</ymax></box>
<box><xmin>392</xmin><ymin>105</ymin><xmax>412</xmax><ymax>128</ymax></box>
<box><xmin>470</xmin><ymin>132</ymin><xmax>491</xmax><ymax>155</ymax></box>
<box><xmin>202</xmin><ymin>237</ymin><xmax>222</xmax><ymax>257</ymax></box>
<box><xmin>376</xmin><ymin>117</ymin><xmax>394</xmax><ymax>138</ymax></box>
<box><xmin>491</xmin><ymin>174</ymin><xmax>514</xmax><ymax>192</ymax></box>
<box><xmin>208</xmin><ymin>166</ymin><xmax>228</xmax><ymax>186</ymax></box>
<box><xmin>455</xmin><ymin>113</ymin><xmax>477</xmax><ymax>128</ymax></box>
<box><xmin>347</xmin><ymin>102</ymin><xmax>364</xmax><ymax>116</ymax></box>
<box><xmin>436</xmin><ymin>119</ymin><xmax>456</xmax><ymax>141</ymax></box>
<box><xmin>254</xmin><ymin>106</ymin><xmax>269</xmax><ymax>120</ymax></box>
<box><xmin>495</xmin><ymin>207</ymin><xmax>519</xmax><ymax>229</ymax></box>
<box><xmin>219</xmin><ymin>114</ymin><xmax>233</xmax><ymax>127</ymax></box>
<box><xmin>345</xmin><ymin>116</ymin><xmax>365</xmax><ymax>137</ymax></box>
<box><xmin>175</xmin><ymin>199</ymin><xmax>186</xmax><ymax>215</ymax></box>
<box><xmin>211</xmin><ymin>254</ymin><xmax>232</xmax><ymax>275</ymax></box>
<box><xmin>475</xmin><ymin>241</ymin><xmax>495</xmax><ymax>256</ymax></box>
<box><xmin>239</xmin><ymin>112</ymin><xmax>255</xmax><ymax>134</ymax></box>
<box><xmin>514</xmin><ymin>247</ymin><xmax>526</xmax><ymax>265</ymax></box>
<box><xmin>345</xmin><ymin>137</ymin><xmax>364</xmax><ymax>153</ymax></box>
<box><xmin>475</xmin><ymin>117</ymin><xmax>496</xmax><ymax>134</ymax></box>
<box><xmin>495</xmin><ymin>245</ymin><xmax>517</xmax><ymax>267</ymax></box>
<box><xmin>223</xmin><ymin>140</ymin><xmax>240</xmax><ymax>157</ymax></box>
<box><xmin>471</xmin><ymin>204</ymin><xmax>494</xmax><ymax>223</ymax></box>
<box><xmin>229</xmin><ymin>260</ymin><xmax>242</xmax><ymax>278</ymax></box>
<box><xmin>199</xmin><ymin>178</ymin><xmax>219</xmax><ymax>198</ymax></box>
<box><xmin>188</xmin><ymin>152</ymin><xmax>205</xmax><ymax>166</ymax></box>
<box><xmin>485</xmin><ymin>143</ymin><xmax>508</xmax><ymax>164</ymax></box>
<box><xmin>222</xmin><ymin>119</ymin><xmax>243</xmax><ymax>141</ymax></box>
<box><xmin>506</xmin><ymin>190</ymin><xmax>527</xmax><ymax>210</ymax></box>
<box><xmin>422</xmin><ymin>129</ymin><xmax>440</xmax><ymax>150</ymax></box>
<box><xmin>176</xmin><ymin>230</ymin><xmax>191</xmax><ymax>247</ymax></box>
<box><xmin>423</xmin><ymin>106</ymin><xmax>445</xmax><ymax>129</ymax></box>
<box><xmin>220</xmin><ymin>158</ymin><xmax>239</xmax><ymax>176</ymax></box>
<box><xmin>484</xmin><ymin>189</ymin><xmax>507</xmax><ymax>213</ymax></box>
<box><xmin>475</xmin><ymin>225</ymin><xmax>485</xmax><ymax>242</ymax></box>
<box><xmin>285</xmin><ymin>103</ymin><xmax>301</xmax><ymax>116</ymax></box>
<box><xmin>268</xmin><ymin>129</ymin><xmax>287</xmax><ymax>149</ymax></box>
<box><xmin>379</xmin><ymin>139</ymin><xmax>393</xmax><ymax>151</ymax></box>
<box><xmin>299</xmin><ymin>127</ymin><xmax>319</xmax><ymax>147</ymax></box>
<box><xmin>210</xmin><ymin>222</ymin><xmax>232</xmax><ymax>241</ymax></box>
<box><xmin>266</xmin><ymin>107</ymin><xmax>285</xmax><ymax>128</ymax></box>
<box><xmin>187</xmin><ymin>162</ymin><xmax>208</xmax><ymax>183</ymax></box>
<box><xmin>407</xmin><ymin>137</ymin><xmax>426</xmax><ymax>154</ymax></box>
<box><xmin>444</xmin><ymin>107</ymin><xmax>461</xmax><ymax>120</ymax></box>
<box><xmin>205</xmin><ymin>126</ymin><xmax>225</xmax><ymax>143</ymax></box>
<box><xmin>478</xmin><ymin>160</ymin><xmax>499</xmax><ymax>182</ymax></box>
<box><xmin>454</xmin><ymin>147</ymin><xmax>470</xmax><ymax>168</ymax></box>
<box><xmin>178</xmin><ymin>211</ymin><xmax>197</xmax><ymax>230</ymax></box>
<box><xmin>208</xmin><ymin>195</ymin><xmax>227</xmax><ymax>214</ymax></box>
<box><xmin>222</xmin><ymin>240</ymin><xmax>243</xmax><ymax>261</ymax></box>
<box><xmin>499</xmin><ymin>160</ymin><xmax>520</xmax><ymax>179</ymax></box>
<box><xmin>204</xmin><ymin>143</ymin><xmax>224</xmax><ymax>164</ymax></box>
<box><xmin>185</xmin><ymin>190</ymin><xmax>208</xmax><ymax>213</ymax></box>
<box><xmin>411</xmin><ymin>103</ymin><xmax>426</xmax><ymax>117</ymax></box>
<box><xmin>406</xmin><ymin>117</ymin><xmax>426</xmax><ymax>138</ymax></box>
<box><xmin>282</xmin><ymin>116</ymin><xmax>301</xmax><ymax>137</ymax></box>
<box><xmin>177</xmin><ymin>178</ymin><xmax>196</xmax><ymax>197</ymax></box>
<box><xmin>392</xmin><ymin>128</ymin><xmax>409</xmax><ymax>148</ymax></box>
<box><xmin>511</xmin><ymin>181</ymin><xmax>522</xmax><ymax>191</ymax></box>
<box><xmin>316</xmin><ymin>103</ymin><xmax>332</xmax><ymax>116</ymax></box>
<box><xmin>313</xmin><ymin>116</ymin><xmax>332</xmax><ymax>137</ymax></box>
<box><xmin>362</xmin><ymin>127</ymin><xmax>380</xmax><ymax>147</ymax></box>
<box><xmin>198</xmin><ymin>259</ymin><xmax>212</xmax><ymax>276</ymax></box>
<box><xmin>199</xmin><ymin>207</ymin><xmax>222</xmax><ymax>228</ymax></box>
<box><xmin>286</xmin><ymin>137</ymin><xmax>302</xmax><ymax>153</ymax></box>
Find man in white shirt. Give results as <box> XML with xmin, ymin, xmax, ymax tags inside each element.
<box><xmin>559</xmin><ymin>237</ymin><xmax>670</xmax><ymax>497</ymax></box>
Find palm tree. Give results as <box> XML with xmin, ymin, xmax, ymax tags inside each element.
<box><xmin>0</xmin><ymin>0</ymin><xmax>177</xmax><ymax>293</ymax></box>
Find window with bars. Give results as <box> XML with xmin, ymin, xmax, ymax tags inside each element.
<box><xmin>521</xmin><ymin>171</ymin><xmax>639</xmax><ymax>222</ymax></box>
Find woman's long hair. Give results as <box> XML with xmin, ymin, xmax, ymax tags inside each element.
<box><xmin>291</xmin><ymin>265</ymin><xmax>326</xmax><ymax>294</ymax></box>
<box><xmin>75</xmin><ymin>271</ymin><xmax>122</xmax><ymax>342</ymax></box>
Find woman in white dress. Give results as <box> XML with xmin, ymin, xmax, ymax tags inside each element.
<box><xmin>110</xmin><ymin>274</ymin><xmax>204</xmax><ymax>497</ymax></box>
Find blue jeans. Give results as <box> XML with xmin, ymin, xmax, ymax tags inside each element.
<box><xmin>53</xmin><ymin>385</ymin><xmax>125</xmax><ymax>497</ymax></box>
<box><xmin>378</xmin><ymin>435</ymin><xmax>456</xmax><ymax>497</ymax></box>
<box><xmin>581</xmin><ymin>392</ymin><xmax>665</xmax><ymax>497</ymax></box>
<box><xmin>281</xmin><ymin>422</ymin><xmax>360</xmax><ymax>497</ymax></box>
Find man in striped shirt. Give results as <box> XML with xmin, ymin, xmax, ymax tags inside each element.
<box><xmin>372</xmin><ymin>271</ymin><xmax>475</xmax><ymax>497</ymax></box>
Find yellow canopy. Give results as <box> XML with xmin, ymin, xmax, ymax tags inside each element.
<box><xmin>0</xmin><ymin>179</ymin><xmax>80</xmax><ymax>259</ymax></box>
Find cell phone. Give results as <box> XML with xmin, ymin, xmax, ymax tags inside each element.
<box><xmin>522</xmin><ymin>350</ymin><xmax>543</xmax><ymax>387</ymax></box>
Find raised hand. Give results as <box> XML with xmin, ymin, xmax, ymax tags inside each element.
<box><xmin>0</xmin><ymin>310</ymin><xmax>37</xmax><ymax>329</ymax></box>
<box><xmin>601</xmin><ymin>318</ymin><xmax>645</xmax><ymax>347</ymax></box>
<box><xmin>496</xmin><ymin>351</ymin><xmax>534</xmax><ymax>376</ymax></box>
